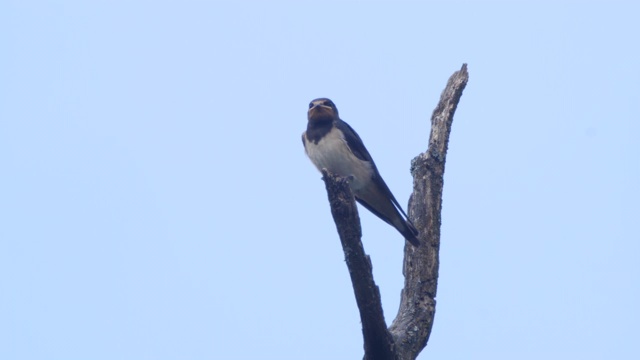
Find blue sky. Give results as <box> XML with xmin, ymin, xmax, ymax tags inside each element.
<box><xmin>1</xmin><ymin>1</ymin><xmax>638</xmax><ymax>359</ymax></box>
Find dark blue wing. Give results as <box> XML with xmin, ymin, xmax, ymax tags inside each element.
<box><xmin>334</xmin><ymin>119</ymin><xmax>374</xmax><ymax>163</ymax></box>
<box><xmin>335</xmin><ymin>118</ymin><xmax>413</xmax><ymax>222</ymax></box>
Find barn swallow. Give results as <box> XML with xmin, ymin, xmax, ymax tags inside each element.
<box><xmin>302</xmin><ymin>98</ymin><xmax>420</xmax><ymax>246</ymax></box>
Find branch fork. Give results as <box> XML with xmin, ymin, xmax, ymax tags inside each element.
<box><xmin>321</xmin><ymin>64</ymin><xmax>469</xmax><ymax>360</ymax></box>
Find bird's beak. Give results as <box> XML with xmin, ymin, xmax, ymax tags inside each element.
<box><xmin>308</xmin><ymin>104</ymin><xmax>334</xmax><ymax>118</ymax></box>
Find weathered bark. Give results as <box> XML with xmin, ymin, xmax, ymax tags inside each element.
<box><xmin>389</xmin><ymin>63</ymin><xmax>469</xmax><ymax>359</ymax></box>
<box><xmin>321</xmin><ymin>64</ymin><xmax>469</xmax><ymax>360</ymax></box>
<box><xmin>322</xmin><ymin>171</ymin><xmax>397</xmax><ymax>360</ymax></box>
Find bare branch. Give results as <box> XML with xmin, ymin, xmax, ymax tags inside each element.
<box><xmin>390</xmin><ymin>64</ymin><xmax>469</xmax><ymax>360</ymax></box>
<box><xmin>321</xmin><ymin>170</ymin><xmax>397</xmax><ymax>360</ymax></box>
<box><xmin>319</xmin><ymin>64</ymin><xmax>468</xmax><ymax>360</ymax></box>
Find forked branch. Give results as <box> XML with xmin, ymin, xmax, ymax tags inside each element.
<box><xmin>322</xmin><ymin>64</ymin><xmax>469</xmax><ymax>360</ymax></box>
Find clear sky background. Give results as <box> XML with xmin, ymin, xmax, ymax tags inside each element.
<box><xmin>1</xmin><ymin>1</ymin><xmax>638</xmax><ymax>359</ymax></box>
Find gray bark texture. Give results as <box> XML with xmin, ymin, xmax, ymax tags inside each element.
<box><xmin>321</xmin><ymin>64</ymin><xmax>469</xmax><ymax>360</ymax></box>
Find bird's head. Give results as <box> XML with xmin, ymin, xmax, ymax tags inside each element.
<box><xmin>307</xmin><ymin>98</ymin><xmax>339</xmax><ymax>124</ymax></box>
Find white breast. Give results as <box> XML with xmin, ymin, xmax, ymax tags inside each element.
<box><xmin>304</xmin><ymin>127</ymin><xmax>372</xmax><ymax>191</ymax></box>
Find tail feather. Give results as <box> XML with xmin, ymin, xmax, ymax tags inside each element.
<box><xmin>354</xmin><ymin>186</ymin><xmax>420</xmax><ymax>247</ymax></box>
<box><xmin>399</xmin><ymin>220</ymin><xmax>420</xmax><ymax>247</ymax></box>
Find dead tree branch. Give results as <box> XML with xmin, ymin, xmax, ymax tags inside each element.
<box><xmin>389</xmin><ymin>63</ymin><xmax>469</xmax><ymax>360</ymax></box>
<box><xmin>321</xmin><ymin>170</ymin><xmax>397</xmax><ymax>360</ymax></box>
<box><xmin>321</xmin><ymin>64</ymin><xmax>469</xmax><ymax>360</ymax></box>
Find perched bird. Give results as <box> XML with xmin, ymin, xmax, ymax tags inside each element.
<box><xmin>302</xmin><ymin>98</ymin><xmax>420</xmax><ymax>246</ymax></box>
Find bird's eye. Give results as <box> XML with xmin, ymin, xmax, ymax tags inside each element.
<box><xmin>324</xmin><ymin>100</ymin><xmax>333</xmax><ymax>107</ymax></box>
<box><xmin>308</xmin><ymin>102</ymin><xmax>314</xmax><ymax>109</ymax></box>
